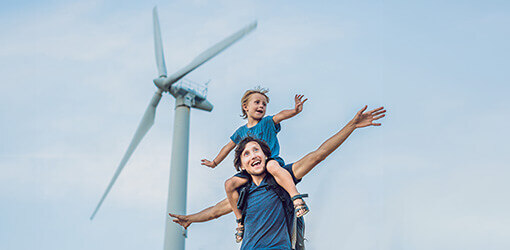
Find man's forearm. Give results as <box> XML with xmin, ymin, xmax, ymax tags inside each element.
<box><xmin>292</xmin><ymin>106</ymin><xmax>385</xmax><ymax>180</ymax></box>
<box><xmin>188</xmin><ymin>198</ymin><xmax>233</xmax><ymax>223</ymax></box>
<box><xmin>292</xmin><ymin>120</ymin><xmax>357</xmax><ymax>180</ymax></box>
<box><xmin>316</xmin><ymin>120</ymin><xmax>356</xmax><ymax>158</ymax></box>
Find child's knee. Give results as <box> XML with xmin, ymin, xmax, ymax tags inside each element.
<box><xmin>266</xmin><ymin>160</ymin><xmax>281</xmax><ymax>174</ymax></box>
<box><xmin>225</xmin><ymin>177</ymin><xmax>248</xmax><ymax>192</ymax></box>
<box><xmin>224</xmin><ymin>178</ymin><xmax>236</xmax><ymax>192</ymax></box>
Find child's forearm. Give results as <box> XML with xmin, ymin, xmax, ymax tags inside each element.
<box><xmin>212</xmin><ymin>140</ymin><xmax>236</xmax><ymax>166</ymax></box>
<box><xmin>273</xmin><ymin>109</ymin><xmax>298</xmax><ymax>124</ymax></box>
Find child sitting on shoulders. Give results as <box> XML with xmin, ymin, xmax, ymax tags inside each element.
<box><xmin>201</xmin><ymin>87</ymin><xmax>309</xmax><ymax>243</ymax></box>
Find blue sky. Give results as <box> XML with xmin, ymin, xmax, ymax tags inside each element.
<box><xmin>1</xmin><ymin>0</ymin><xmax>509</xmax><ymax>249</ymax></box>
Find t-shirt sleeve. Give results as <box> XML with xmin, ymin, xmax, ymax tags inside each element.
<box><xmin>266</xmin><ymin>115</ymin><xmax>281</xmax><ymax>133</ymax></box>
<box><xmin>230</xmin><ymin>128</ymin><xmax>241</xmax><ymax>144</ymax></box>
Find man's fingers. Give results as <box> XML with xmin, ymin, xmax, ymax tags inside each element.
<box><xmin>373</xmin><ymin>114</ymin><xmax>385</xmax><ymax>120</ymax></box>
<box><xmin>302</xmin><ymin>98</ymin><xmax>308</xmax><ymax>104</ymax></box>
<box><xmin>371</xmin><ymin>122</ymin><xmax>382</xmax><ymax>126</ymax></box>
<box><xmin>373</xmin><ymin>106</ymin><xmax>384</xmax><ymax>112</ymax></box>
<box><xmin>358</xmin><ymin>105</ymin><xmax>368</xmax><ymax>115</ymax></box>
<box><xmin>169</xmin><ymin>213</ymin><xmax>182</xmax><ymax>219</ymax></box>
<box><xmin>368</xmin><ymin>106</ymin><xmax>383</xmax><ymax>114</ymax></box>
<box><xmin>372</xmin><ymin>110</ymin><xmax>386</xmax><ymax>117</ymax></box>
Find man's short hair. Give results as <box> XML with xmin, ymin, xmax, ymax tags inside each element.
<box><xmin>233</xmin><ymin>136</ymin><xmax>272</xmax><ymax>171</ymax></box>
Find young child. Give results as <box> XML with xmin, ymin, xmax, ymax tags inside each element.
<box><xmin>201</xmin><ymin>87</ymin><xmax>309</xmax><ymax>243</ymax></box>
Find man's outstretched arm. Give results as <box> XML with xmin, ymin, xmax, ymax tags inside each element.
<box><xmin>292</xmin><ymin>105</ymin><xmax>386</xmax><ymax>180</ymax></box>
<box><xmin>169</xmin><ymin>198</ymin><xmax>233</xmax><ymax>229</ymax></box>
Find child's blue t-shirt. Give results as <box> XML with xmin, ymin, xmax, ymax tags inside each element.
<box><xmin>230</xmin><ymin>115</ymin><xmax>284</xmax><ymax>166</ymax></box>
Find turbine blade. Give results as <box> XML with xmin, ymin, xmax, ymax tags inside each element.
<box><xmin>165</xmin><ymin>21</ymin><xmax>257</xmax><ymax>87</ymax></box>
<box><xmin>90</xmin><ymin>91</ymin><xmax>163</xmax><ymax>220</ymax></box>
<box><xmin>153</xmin><ymin>7</ymin><xmax>167</xmax><ymax>77</ymax></box>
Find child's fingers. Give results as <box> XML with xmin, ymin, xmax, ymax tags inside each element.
<box><xmin>302</xmin><ymin>98</ymin><xmax>308</xmax><ymax>104</ymax></box>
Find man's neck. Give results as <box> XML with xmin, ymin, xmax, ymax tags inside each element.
<box><xmin>251</xmin><ymin>172</ymin><xmax>266</xmax><ymax>186</ymax></box>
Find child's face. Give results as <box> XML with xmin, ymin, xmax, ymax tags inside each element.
<box><xmin>243</xmin><ymin>93</ymin><xmax>267</xmax><ymax>120</ymax></box>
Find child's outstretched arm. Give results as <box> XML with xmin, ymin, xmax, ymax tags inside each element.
<box><xmin>201</xmin><ymin>140</ymin><xmax>237</xmax><ymax>168</ymax></box>
<box><xmin>272</xmin><ymin>94</ymin><xmax>308</xmax><ymax>124</ymax></box>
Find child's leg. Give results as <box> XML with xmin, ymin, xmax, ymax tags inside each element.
<box><xmin>266</xmin><ymin>159</ymin><xmax>309</xmax><ymax>217</ymax></box>
<box><xmin>224</xmin><ymin>176</ymin><xmax>249</xmax><ymax>242</ymax></box>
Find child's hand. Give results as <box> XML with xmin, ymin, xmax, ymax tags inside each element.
<box><xmin>201</xmin><ymin>159</ymin><xmax>217</xmax><ymax>168</ymax></box>
<box><xmin>294</xmin><ymin>94</ymin><xmax>308</xmax><ymax>114</ymax></box>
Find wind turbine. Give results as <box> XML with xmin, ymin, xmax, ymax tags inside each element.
<box><xmin>90</xmin><ymin>7</ymin><xmax>257</xmax><ymax>250</ymax></box>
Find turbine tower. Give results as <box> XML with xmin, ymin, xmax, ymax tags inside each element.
<box><xmin>90</xmin><ymin>7</ymin><xmax>257</xmax><ymax>250</ymax></box>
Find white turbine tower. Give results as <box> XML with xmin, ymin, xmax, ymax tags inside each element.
<box><xmin>90</xmin><ymin>7</ymin><xmax>257</xmax><ymax>250</ymax></box>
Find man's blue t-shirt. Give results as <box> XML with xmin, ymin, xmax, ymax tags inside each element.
<box><xmin>240</xmin><ymin>164</ymin><xmax>299</xmax><ymax>250</ymax></box>
<box><xmin>230</xmin><ymin>115</ymin><xmax>284</xmax><ymax>166</ymax></box>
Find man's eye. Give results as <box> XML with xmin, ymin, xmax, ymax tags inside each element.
<box><xmin>254</xmin><ymin>148</ymin><xmax>258</xmax><ymax>152</ymax></box>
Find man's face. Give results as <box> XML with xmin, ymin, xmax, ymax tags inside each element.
<box><xmin>240</xmin><ymin>141</ymin><xmax>267</xmax><ymax>176</ymax></box>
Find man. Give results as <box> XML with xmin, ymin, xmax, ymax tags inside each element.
<box><xmin>169</xmin><ymin>105</ymin><xmax>386</xmax><ymax>249</ymax></box>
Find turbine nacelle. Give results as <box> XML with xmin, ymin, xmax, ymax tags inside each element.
<box><xmin>153</xmin><ymin>77</ymin><xmax>213</xmax><ymax>112</ymax></box>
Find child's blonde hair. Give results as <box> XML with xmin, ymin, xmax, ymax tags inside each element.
<box><xmin>240</xmin><ymin>86</ymin><xmax>270</xmax><ymax>119</ymax></box>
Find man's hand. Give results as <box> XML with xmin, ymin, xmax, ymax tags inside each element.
<box><xmin>201</xmin><ymin>159</ymin><xmax>217</xmax><ymax>168</ymax></box>
<box><xmin>352</xmin><ymin>105</ymin><xmax>386</xmax><ymax>128</ymax></box>
<box><xmin>169</xmin><ymin>213</ymin><xmax>192</xmax><ymax>229</ymax></box>
<box><xmin>294</xmin><ymin>94</ymin><xmax>308</xmax><ymax>114</ymax></box>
